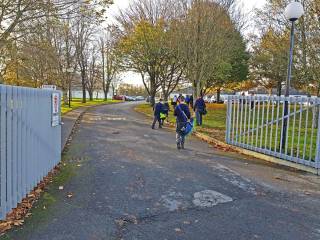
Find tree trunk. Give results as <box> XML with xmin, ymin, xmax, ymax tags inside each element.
<box><xmin>277</xmin><ymin>80</ymin><xmax>282</xmax><ymax>96</ymax></box>
<box><xmin>104</xmin><ymin>82</ymin><xmax>111</xmax><ymax>101</ymax></box>
<box><xmin>81</xmin><ymin>69</ymin><xmax>86</xmax><ymax>103</ymax></box>
<box><xmin>63</xmin><ymin>90</ymin><xmax>68</xmax><ymax>105</ymax></box>
<box><xmin>217</xmin><ymin>88</ymin><xmax>221</xmax><ymax>103</ymax></box>
<box><xmin>89</xmin><ymin>90</ymin><xmax>93</xmax><ymax>101</ymax></box>
<box><xmin>150</xmin><ymin>94</ymin><xmax>156</xmax><ymax>107</ymax></box>
<box><xmin>150</xmin><ymin>87</ymin><xmax>156</xmax><ymax>106</ymax></box>
<box><xmin>112</xmin><ymin>86</ymin><xmax>115</xmax><ymax>96</ymax></box>
<box><xmin>164</xmin><ymin>93</ymin><xmax>169</xmax><ymax>102</ymax></box>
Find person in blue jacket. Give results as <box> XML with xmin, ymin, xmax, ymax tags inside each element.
<box><xmin>161</xmin><ymin>101</ymin><xmax>170</xmax><ymax>124</ymax></box>
<box><xmin>194</xmin><ymin>95</ymin><xmax>206</xmax><ymax>126</ymax></box>
<box><xmin>174</xmin><ymin>96</ymin><xmax>191</xmax><ymax>150</ymax></box>
<box><xmin>152</xmin><ymin>99</ymin><xmax>163</xmax><ymax>129</ymax></box>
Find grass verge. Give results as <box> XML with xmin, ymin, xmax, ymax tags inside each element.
<box><xmin>134</xmin><ymin>103</ymin><xmax>226</xmax><ymax>142</ymax></box>
<box><xmin>61</xmin><ymin>98</ymin><xmax>121</xmax><ymax>115</ymax></box>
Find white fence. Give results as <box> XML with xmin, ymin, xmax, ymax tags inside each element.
<box><xmin>0</xmin><ymin>85</ymin><xmax>61</xmax><ymax>219</ymax></box>
<box><xmin>226</xmin><ymin>96</ymin><xmax>320</xmax><ymax>171</ymax></box>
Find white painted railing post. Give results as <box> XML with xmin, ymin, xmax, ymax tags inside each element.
<box><xmin>225</xmin><ymin>95</ymin><xmax>320</xmax><ymax>173</ymax></box>
<box><xmin>315</xmin><ymin>103</ymin><xmax>320</xmax><ymax>171</ymax></box>
<box><xmin>226</xmin><ymin>96</ymin><xmax>232</xmax><ymax>143</ymax></box>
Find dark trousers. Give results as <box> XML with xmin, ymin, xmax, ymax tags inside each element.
<box><xmin>251</xmin><ymin>101</ymin><xmax>255</xmax><ymax>110</ymax></box>
<box><xmin>196</xmin><ymin>111</ymin><xmax>203</xmax><ymax>126</ymax></box>
<box><xmin>152</xmin><ymin>116</ymin><xmax>162</xmax><ymax>129</ymax></box>
<box><xmin>176</xmin><ymin>122</ymin><xmax>186</xmax><ymax>147</ymax></box>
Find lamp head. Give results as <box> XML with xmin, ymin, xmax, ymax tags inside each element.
<box><xmin>285</xmin><ymin>2</ymin><xmax>304</xmax><ymax>21</ymax></box>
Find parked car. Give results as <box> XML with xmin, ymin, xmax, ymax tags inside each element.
<box><xmin>125</xmin><ymin>96</ymin><xmax>135</xmax><ymax>101</ymax></box>
<box><xmin>113</xmin><ymin>95</ymin><xmax>125</xmax><ymax>101</ymax></box>
<box><xmin>209</xmin><ymin>95</ymin><xmax>216</xmax><ymax>103</ymax></box>
<box><xmin>135</xmin><ymin>96</ymin><xmax>145</xmax><ymax>101</ymax></box>
<box><xmin>219</xmin><ymin>94</ymin><xmax>231</xmax><ymax>104</ymax></box>
<box><xmin>203</xmin><ymin>95</ymin><xmax>212</xmax><ymax>103</ymax></box>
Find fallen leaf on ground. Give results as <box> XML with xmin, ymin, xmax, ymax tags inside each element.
<box><xmin>115</xmin><ymin>219</ymin><xmax>126</xmax><ymax>227</ymax></box>
<box><xmin>35</xmin><ymin>189</ymin><xmax>42</xmax><ymax>194</ymax></box>
<box><xmin>0</xmin><ymin>222</ymin><xmax>12</xmax><ymax>233</ymax></box>
<box><xmin>13</xmin><ymin>220</ymin><xmax>24</xmax><ymax>226</ymax></box>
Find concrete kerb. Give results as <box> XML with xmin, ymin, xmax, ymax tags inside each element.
<box><xmin>134</xmin><ymin>107</ymin><xmax>319</xmax><ymax>176</ymax></box>
<box><xmin>194</xmin><ymin>131</ymin><xmax>319</xmax><ymax>176</ymax></box>
<box><xmin>61</xmin><ymin>107</ymin><xmax>87</xmax><ymax>151</ymax></box>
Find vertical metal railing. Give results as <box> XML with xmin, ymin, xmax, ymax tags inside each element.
<box><xmin>226</xmin><ymin>95</ymin><xmax>320</xmax><ymax>171</ymax></box>
<box><xmin>0</xmin><ymin>85</ymin><xmax>61</xmax><ymax>220</ymax></box>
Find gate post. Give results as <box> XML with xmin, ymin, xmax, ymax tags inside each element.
<box><xmin>315</xmin><ymin>102</ymin><xmax>320</xmax><ymax>171</ymax></box>
<box><xmin>226</xmin><ymin>96</ymin><xmax>232</xmax><ymax>144</ymax></box>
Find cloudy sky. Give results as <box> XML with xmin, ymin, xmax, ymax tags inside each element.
<box><xmin>106</xmin><ymin>0</ymin><xmax>267</xmax><ymax>86</ymax></box>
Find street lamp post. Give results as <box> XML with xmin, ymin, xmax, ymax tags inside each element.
<box><xmin>282</xmin><ymin>2</ymin><xmax>304</xmax><ymax>150</ymax></box>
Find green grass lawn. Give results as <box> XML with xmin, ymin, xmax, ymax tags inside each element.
<box><xmin>61</xmin><ymin>98</ymin><xmax>121</xmax><ymax>115</ymax></box>
<box><xmin>232</xmin><ymin>103</ymin><xmax>319</xmax><ymax>162</ymax></box>
<box><xmin>135</xmin><ymin>103</ymin><xmax>227</xmax><ymax>141</ymax></box>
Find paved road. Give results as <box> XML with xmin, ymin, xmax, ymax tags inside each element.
<box><xmin>4</xmin><ymin>102</ymin><xmax>320</xmax><ymax>240</ymax></box>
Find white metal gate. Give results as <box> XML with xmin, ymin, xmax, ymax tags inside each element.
<box><xmin>0</xmin><ymin>85</ymin><xmax>61</xmax><ymax>219</ymax></box>
<box><xmin>226</xmin><ymin>95</ymin><xmax>320</xmax><ymax>170</ymax></box>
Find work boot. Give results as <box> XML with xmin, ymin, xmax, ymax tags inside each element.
<box><xmin>177</xmin><ymin>143</ymin><xmax>181</xmax><ymax>150</ymax></box>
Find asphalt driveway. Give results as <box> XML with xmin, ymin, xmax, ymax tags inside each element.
<box><xmin>3</xmin><ymin>102</ymin><xmax>320</xmax><ymax>240</ymax></box>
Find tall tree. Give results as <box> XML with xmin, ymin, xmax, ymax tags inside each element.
<box><xmin>176</xmin><ymin>0</ymin><xmax>248</xmax><ymax>98</ymax></box>
<box><xmin>117</xmin><ymin>20</ymin><xmax>166</xmax><ymax>106</ymax></box>
<box><xmin>254</xmin><ymin>0</ymin><xmax>320</xmax><ymax>95</ymax></box>
<box><xmin>116</xmin><ymin>0</ymin><xmax>184</xmax><ymax>106</ymax></box>
<box><xmin>99</xmin><ymin>28</ymin><xmax>120</xmax><ymax>100</ymax></box>
<box><xmin>250</xmin><ymin>29</ymin><xmax>289</xmax><ymax>95</ymax></box>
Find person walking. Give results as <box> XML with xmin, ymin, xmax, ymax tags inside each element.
<box><xmin>174</xmin><ymin>96</ymin><xmax>191</xmax><ymax>150</ymax></box>
<box><xmin>250</xmin><ymin>92</ymin><xmax>255</xmax><ymax>110</ymax></box>
<box><xmin>194</xmin><ymin>95</ymin><xmax>206</xmax><ymax>126</ymax></box>
<box><xmin>172</xmin><ymin>95</ymin><xmax>178</xmax><ymax>108</ymax></box>
<box><xmin>152</xmin><ymin>99</ymin><xmax>163</xmax><ymax>129</ymax></box>
<box><xmin>185</xmin><ymin>95</ymin><xmax>190</xmax><ymax>105</ymax></box>
<box><xmin>161</xmin><ymin>101</ymin><xmax>170</xmax><ymax>124</ymax></box>
<box><xmin>189</xmin><ymin>95</ymin><xmax>194</xmax><ymax>108</ymax></box>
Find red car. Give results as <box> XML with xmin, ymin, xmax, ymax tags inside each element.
<box><xmin>113</xmin><ymin>95</ymin><xmax>125</xmax><ymax>101</ymax></box>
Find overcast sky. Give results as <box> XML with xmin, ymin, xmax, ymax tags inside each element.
<box><xmin>106</xmin><ymin>0</ymin><xmax>267</xmax><ymax>86</ymax></box>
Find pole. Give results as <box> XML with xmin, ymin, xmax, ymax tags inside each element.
<box><xmin>68</xmin><ymin>78</ymin><xmax>71</xmax><ymax>108</ymax></box>
<box><xmin>282</xmin><ymin>21</ymin><xmax>295</xmax><ymax>150</ymax></box>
